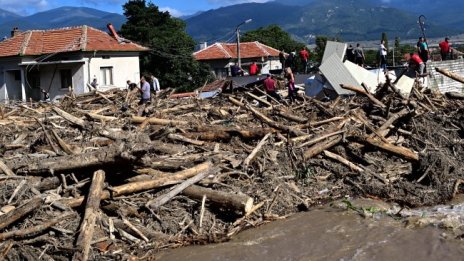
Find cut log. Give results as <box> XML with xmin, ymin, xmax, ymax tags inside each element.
<box><xmin>303</xmin><ymin>135</ymin><xmax>343</xmax><ymax>159</ymax></box>
<box><xmin>340</xmin><ymin>84</ymin><xmax>386</xmax><ymax>108</ymax></box>
<box><xmin>61</xmin><ymin>161</ymin><xmax>213</xmax><ymax>208</ymax></box>
<box><xmin>445</xmin><ymin>92</ymin><xmax>464</xmax><ymax>100</ymax></box>
<box><xmin>73</xmin><ymin>170</ymin><xmax>106</xmax><ymax>261</ymax></box>
<box><xmin>146</xmin><ymin>167</ymin><xmax>215</xmax><ymax>209</ymax></box>
<box><xmin>435</xmin><ymin>67</ymin><xmax>464</xmax><ymax>84</ymax></box>
<box><xmin>183</xmin><ymin>185</ymin><xmax>253</xmax><ymax>214</ymax></box>
<box><xmin>0</xmin><ymin>197</ymin><xmax>43</xmax><ymax>230</ymax></box>
<box><xmin>361</xmin><ymin>136</ymin><xmax>419</xmax><ymax>161</ymax></box>
<box><xmin>52</xmin><ymin>107</ymin><xmax>86</xmax><ymax>128</ymax></box>
<box><xmin>85</xmin><ymin>113</ymin><xmax>117</xmax><ymax>122</ymax></box>
<box><xmin>274</xmin><ymin>109</ymin><xmax>308</xmax><ymax>123</ymax></box>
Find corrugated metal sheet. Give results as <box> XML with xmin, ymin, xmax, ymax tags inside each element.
<box><xmin>344</xmin><ymin>61</ymin><xmax>382</xmax><ymax>93</ymax></box>
<box><xmin>319</xmin><ymin>54</ymin><xmax>356</xmax><ymax>96</ymax></box>
<box><xmin>322</xmin><ymin>41</ymin><xmax>347</xmax><ymax>64</ymax></box>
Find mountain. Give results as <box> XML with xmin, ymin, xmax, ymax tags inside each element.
<box><xmin>0</xmin><ymin>7</ymin><xmax>125</xmax><ymax>38</ymax></box>
<box><xmin>186</xmin><ymin>0</ymin><xmax>460</xmax><ymax>43</ymax></box>
<box><xmin>0</xmin><ymin>8</ymin><xmax>21</xmax><ymax>24</ymax></box>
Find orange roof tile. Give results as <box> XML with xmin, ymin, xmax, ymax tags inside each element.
<box><xmin>0</xmin><ymin>26</ymin><xmax>148</xmax><ymax>57</ymax></box>
<box><xmin>194</xmin><ymin>41</ymin><xmax>280</xmax><ymax>61</ymax></box>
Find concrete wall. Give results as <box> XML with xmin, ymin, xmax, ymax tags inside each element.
<box><xmin>427</xmin><ymin>59</ymin><xmax>464</xmax><ymax>93</ymax></box>
<box><xmin>0</xmin><ymin>58</ymin><xmax>23</xmax><ymax>101</ymax></box>
<box><xmin>40</xmin><ymin>64</ymin><xmax>85</xmax><ymax>100</ymax></box>
<box><xmin>85</xmin><ymin>54</ymin><xmax>141</xmax><ymax>90</ymax></box>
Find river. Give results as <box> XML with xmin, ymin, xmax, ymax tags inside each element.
<box><xmin>157</xmin><ymin>199</ymin><xmax>464</xmax><ymax>261</ymax></box>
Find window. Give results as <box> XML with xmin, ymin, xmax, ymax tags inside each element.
<box><xmin>100</xmin><ymin>67</ymin><xmax>113</xmax><ymax>86</ymax></box>
<box><xmin>60</xmin><ymin>69</ymin><xmax>72</xmax><ymax>89</ymax></box>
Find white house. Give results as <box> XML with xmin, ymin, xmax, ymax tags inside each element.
<box><xmin>0</xmin><ymin>24</ymin><xmax>148</xmax><ymax>101</ymax></box>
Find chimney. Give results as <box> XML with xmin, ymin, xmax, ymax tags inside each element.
<box><xmin>107</xmin><ymin>23</ymin><xmax>120</xmax><ymax>41</ymax></box>
<box><xmin>10</xmin><ymin>27</ymin><xmax>20</xmax><ymax>37</ymax></box>
<box><xmin>200</xmin><ymin>42</ymin><xmax>208</xmax><ymax>50</ymax></box>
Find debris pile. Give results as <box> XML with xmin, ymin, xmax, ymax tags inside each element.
<box><xmin>0</xmin><ymin>79</ymin><xmax>463</xmax><ymax>259</ymax></box>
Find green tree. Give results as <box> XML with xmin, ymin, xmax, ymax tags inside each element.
<box><xmin>241</xmin><ymin>25</ymin><xmax>305</xmax><ymax>53</ymax></box>
<box><xmin>120</xmin><ymin>0</ymin><xmax>213</xmax><ymax>91</ymax></box>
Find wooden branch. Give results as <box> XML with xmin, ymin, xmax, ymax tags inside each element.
<box><xmin>0</xmin><ymin>213</ymin><xmax>73</xmax><ymax>241</ymax></box>
<box><xmin>246</xmin><ymin>92</ymin><xmax>272</xmax><ymax>107</ymax></box>
<box><xmin>297</xmin><ymin>130</ymin><xmax>345</xmax><ymax>149</ymax></box>
<box><xmin>340</xmin><ymin>84</ymin><xmax>386</xmax><ymax>108</ymax></box>
<box><xmin>435</xmin><ymin>67</ymin><xmax>464</xmax><ymax>84</ymax></box>
<box><xmin>376</xmin><ymin>108</ymin><xmax>410</xmax><ymax>137</ymax></box>
<box><xmin>146</xmin><ymin>167</ymin><xmax>214</xmax><ymax>209</ymax></box>
<box><xmin>51</xmin><ymin>129</ymin><xmax>75</xmax><ymax>155</ymax></box>
<box><xmin>445</xmin><ymin>92</ymin><xmax>464</xmax><ymax>100</ymax></box>
<box><xmin>85</xmin><ymin>113</ymin><xmax>117</xmax><ymax>122</ymax></box>
<box><xmin>0</xmin><ymin>197</ymin><xmax>43</xmax><ymax>230</ymax></box>
<box><xmin>167</xmin><ymin>133</ymin><xmax>205</xmax><ymax>146</ymax></box>
<box><xmin>73</xmin><ymin>170</ymin><xmax>105</xmax><ymax>261</ymax></box>
<box><xmin>274</xmin><ymin>109</ymin><xmax>308</xmax><ymax>123</ymax></box>
<box><xmin>61</xmin><ymin>161</ymin><xmax>213</xmax><ymax>208</ymax></box>
<box><xmin>131</xmin><ymin>116</ymin><xmax>188</xmax><ymax>126</ymax></box>
<box><xmin>323</xmin><ymin>150</ymin><xmax>364</xmax><ymax>172</ymax></box>
<box><xmin>52</xmin><ymin>107</ymin><xmax>86</xmax><ymax>128</ymax></box>
<box><xmin>183</xmin><ymin>185</ymin><xmax>253</xmax><ymax>214</ymax></box>
<box><xmin>303</xmin><ymin>135</ymin><xmax>343</xmax><ymax>159</ymax></box>
<box><xmin>0</xmin><ymin>160</ymin><xmax>14</xmax><ymax>176</ymax></box>
<box><xmin>296</xmin><ymin>116</ymin><xmax>345</xmax><ymax>129</ymax></box>
<box><xmin>361</xmin><ymin>136</ymin><xmax>419</xmax><ymax>161</ymax></box>
<box><xmin>244</xmin><ymin>133</ymin><xmax>272</xmax><ymax>167</ymax></box>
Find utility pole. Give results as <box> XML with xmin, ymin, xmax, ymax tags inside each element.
<box><xmin>236</xmin><ymin>19</ymin><xmax>252</xmax><ymax>68</ymax></box>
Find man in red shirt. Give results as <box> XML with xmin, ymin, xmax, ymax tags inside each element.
<box><xmin>299</xmin><ymin>48</ymin><xmax>310</xmax><ymax>73</ymax></box>
<box><xmin>439</xmin><ymin>37</ymin><xmax>451</xmax><ymax>61</ymax></box>
<box><xmin>249</xmin><ymin>62</ymin><xmax>259</xmax><ymax>75</ymax></box>
<box><xmin>263</xmin><ymin>74</ymin><xmax>281</xmax><ymax>102</ymax></box>
<box><xmin>409</xmin><ymin>52</ymin><xmax>425</xmax><ymax>75</ymax></box>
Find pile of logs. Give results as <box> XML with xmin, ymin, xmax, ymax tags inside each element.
<box><xmin>0</xmin><ymin>78</ymin><xmax>463</xmax><ymax>259</ymax></box>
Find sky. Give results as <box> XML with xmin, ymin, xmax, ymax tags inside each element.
<box><xmin>0</xmin><ymin>0</ymin><xmax>272</xmax><ymax>16</ymax></box>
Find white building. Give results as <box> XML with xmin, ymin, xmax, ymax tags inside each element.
<box><xmin>0</xmin><ymin>25</ymin><xmax>148</xmax><ymax>101</ymax></box>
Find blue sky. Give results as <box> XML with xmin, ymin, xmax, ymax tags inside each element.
<box><xmin>0</xmin><ymin>0</ymin><xmax>271</xmax><ymax>16</ymax></box>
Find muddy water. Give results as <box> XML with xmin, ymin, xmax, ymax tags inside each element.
<box><xmin>157</xmin><ymin>203</ymin><xmax>464</xmax><ymax>261</ymax></box>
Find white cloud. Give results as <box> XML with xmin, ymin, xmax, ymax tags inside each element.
<box><xmin>0</xmin><ymin>0</ymin><xmax>48</xmax><ymax>13</ymax></box>
<box><xmin>159</xmin><ymin>7</ymin><xmax>184</xmax><ymax>17</ymax></box>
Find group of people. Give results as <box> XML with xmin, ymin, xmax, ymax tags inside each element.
<box><xmin>346</xmin><ymin>43</ymin><xmax>366</xmax><ymax>67</ymax></box>
<box><xmin>279</xmin><ymin>47</ymin><xmax>311</xmax><ymax>74</ymax></box>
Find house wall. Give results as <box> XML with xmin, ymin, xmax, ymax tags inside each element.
<box><xmin>0</xmin><ymin>58</ymin><xmax>23</xmax><ymax>101</ymax></box>
<box><xmin>85</xmin><ymin>53</ymin><xmax>141</xmax><ymax>90</ymax></box>
<box><xmin>39</xmin><ymin>64</ymin><xmax>85</xmax><ymax>101</ymax></box>
<box><xmin>427</xmin><ymin>59</ymin><xmax>464</xmax><ymax>93</ymax></box>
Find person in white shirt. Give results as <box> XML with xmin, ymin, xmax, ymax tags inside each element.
<box><xmin>379</xmin><ymin>40</ymin><xmax>388</xmax><ymax>71</ymax></box>
<box><xmin>150</xmin><ymin>74</ymin><xmax>160</xmax><ymax>94</ymax></box>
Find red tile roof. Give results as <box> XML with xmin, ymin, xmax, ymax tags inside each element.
<box><xmin>194</xmin><ymin>41</ymin><xmax>280</xmax><ymax>61</ymax></box>
<box><xmin>0</xmin><ymin>26</ymin><xmax>148</xmax><ymax>57</ymax></box>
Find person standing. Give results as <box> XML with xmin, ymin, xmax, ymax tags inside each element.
<box><xmin>346</xmin><ymin>44</ymin><xmax>355</xmax><ymax>63</ymax></box>
<box><xmin>299</xmin><ymin>47</ymin><xmax>310</xmax><ymax>73</ymax></box>
<box><xmin>150</xmin><ymin>74</ymin><xmax>160</xmax><ymax>93</ymax></box>
<box><xmin>379</xmin><ymin>40</ymin><xmax>388</xmax><ymax>71</ymax></box>
<box><xmin>249</xmin><ymin>62</ymin><xmax>259</xmax><ymax>76</ymax></box>
<box><xmin>417</xmin><ymin>37</ymin><xmax>429</xmax><ymax>66</ymax></box>
<box><xmin>286</xmin><ymin>52</ymin><xmax>296</xmax><ymax>72</ymax></box>
<box><xmin>285</xmin><ymin>67</ymin><xmax>296</xmax><ymax>103</ymax></box>
<box><xmin>439</xmin><ymin>37</ymin><xmax>451</xmax><ymax>61</ymax></box>
<box><xmin>354</xmin><ymin>43</ymin><xmax>365</xmax><ymax>67</ymax></box>
<box><xmin>279</xmin><ymin>50</ymin><xmax>286</xmax><ymax>72</ymax></box>
<box><xmin>138</xmin><ymin>76</ymin><xmax>151</xmax><ymax>104</ymax></box>
<box><xmin>263</xmin><ymin>74</ymin><xmax>281</xmax><ymax>102</ymax></box>
<box><xmin>409</xmin><ymin>52</ymin><xmax>425</xmax><ymax>75</ymax></box>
